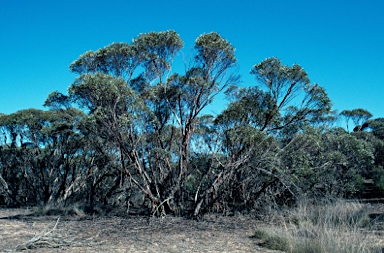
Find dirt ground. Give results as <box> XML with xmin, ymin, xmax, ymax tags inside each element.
<box><xmin>0</xmin><ymin>208</ymin><xmax>281</xmax><ymax>253</ymax></box>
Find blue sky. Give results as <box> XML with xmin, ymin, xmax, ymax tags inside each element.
<box><xmin>1</xmin><ymin>0</ymin><xmax>383</xmax><ymax>119</ymax></box>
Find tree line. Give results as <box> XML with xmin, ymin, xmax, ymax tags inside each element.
<box><xmin>1</xmin><ymin>31</ymin><xmax>383</xmax><ymax>218</ymax></box>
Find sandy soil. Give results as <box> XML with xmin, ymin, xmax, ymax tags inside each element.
<box><xmin>0</xmin><ymin>208</ymin><xmax>281</xmax><ymax>253</ymax></box>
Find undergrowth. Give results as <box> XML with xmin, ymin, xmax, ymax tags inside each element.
<box><xmin>253</xmin><ymin>200</ymin><xmax>383</xmax><ymax>253</ymax></box>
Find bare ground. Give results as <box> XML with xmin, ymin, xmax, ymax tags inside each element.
<box><xmin>0</xmin><ymin>208</ymin><xmax>281</xmax><ymax>253</ymax></box>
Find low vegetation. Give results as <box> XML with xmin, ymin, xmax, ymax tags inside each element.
<box><xmin>253</xmin><ymin>200</ymin><xmax>384</xmax><ymax>253</ymax></box>
<box><xmin>0</xmin><ymin>30</ymin><xmax>384</xmax><ymax>221</ymax></box>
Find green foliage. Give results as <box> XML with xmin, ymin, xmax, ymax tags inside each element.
<box><xmin>133</xmin><ymin>30</ymin><xmax>183</xmax><ymax>81</ymax></box>
<box><xmin>68</xmin><ymin>72</ymin><xmax>148</xmax><ymax>124</ymax></box>
<box><xmin>70</xmin><ymin>43</ymin><xmax>141</xmax><ymax>80</ymax></box>
<box><xmin>340</xmin><ymin>108</ymin><xmax>373</xmax><ymax>132</ymax></box>
<box><xmin>372</xmin><ymin>166</ymin><xmax>384</xmax><ymax>191</ymax></box>
<box><xmin>362</xmin><ymin>117</ymin><xmax>384</xmax><ymax>140</ymax></box>
<box><xmin>0</xmin><ymin>108</ymin><xmax>87</xmax><ymax>206</ymax></box>
<box><xmin>67</xmin><ymin>30</ymin><xmax>238</xmax><ymax>216</ymax></box>
<box><xmin>44</xmin><ymin>91</ymin><xmax>71</xmax><ymax>110</ymax></box>
<box><xmin>195</xmin><ymin>32</ymin><xmax>236</xmax><ymax>77</ymax></box>
<box><xmin>222</xmin><ymin>57</ymin><xmax>333</xmax><ymax>133</ymax></box>
<box><xmin>1</xmin><ymin>29</ymin><xmax>383</xmax><ymax>217</ymax></box>
<box><xmin>251</xmin><ymin>57</ymin><xmax>310</xmax><ymax>106</ymax></box>
<box><xmin>209</xmin><ymin>58</ymin><xmax>333</xmax><ymax>212</ymax></box>
<box><xmin>280</xmin><ymin>127</ymin><xmax>375</xmax><ymax>198</ymax></box>
<box><xmin>218</xmin><ymin>86</ymin><xmax>279</xmax><ymax>130</ymax></box>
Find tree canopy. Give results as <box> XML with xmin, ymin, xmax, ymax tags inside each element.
<box><xmin>0</xmin><ymin>30</ymin><xmax>383</xmax><ymax>218</ymax></box>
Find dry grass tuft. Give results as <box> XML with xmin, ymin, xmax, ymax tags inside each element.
<box><xmin>253</xmin><ymin>200</ymin><xmax>384</xmax><ymax>253</ymax></box>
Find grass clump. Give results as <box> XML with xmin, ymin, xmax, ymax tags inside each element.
<box><xmin>253</xmin><ymin>228</ymin><xmax>290</xmax><ymax>251</ymax></box>
<box><xmin>253</xmin><ymin>200</ymin><xmax>383</xmax><ymax>253</ymax></box>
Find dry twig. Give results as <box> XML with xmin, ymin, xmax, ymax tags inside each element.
<box><xmin>15</xmin><ymin>217</ymin><xmax>72</xmax><ymax>251</ymax></box>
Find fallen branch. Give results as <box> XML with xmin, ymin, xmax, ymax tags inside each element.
<box><xmin>16</xmin><ymin>217</ymin><xmax>72</xmax><ymax>250</ymax></box>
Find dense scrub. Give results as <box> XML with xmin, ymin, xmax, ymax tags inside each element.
<box><xmin>1</xmin><ymin>30</ymin><xmax>384</xmax><ymax>217</ymax></box>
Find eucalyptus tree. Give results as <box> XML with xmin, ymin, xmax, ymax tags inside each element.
<box><xmin>0</xmin><ymin>113</ymin><xmax>24</xmax><ymax>205</ymax></box>
<box><xmin>340</xmin><ymin>108</ymin><xmax>372</xmax><ymax>132</ymax></box>
<box><xmin>250</xmin><ymin>57</ymin><xmax>332</xmax><ymax>132</ymax></box>
<box><xmin>280</xmin><ymin>127</ymin><xmax>375</xmax><ymax>199</ymax></box>
<box><xmin>352</xmin><ymin>118</ymin><xmax>384</xmax><ymax>194</ymax></box>
<box><xmin>0</xmin><ymin>107</ymin><xmax>86</xmax><ymax>206</ymax></box>
<box><xmin>68</xmin><ymin>31</ymin><xmax>237</xmax><ymax>215</ymax></box>
<box><xmin>206</xmin><ymin>57</ymin><xmax>333</xmax><ymax>211</ymax></box>
<box><xmin>360</xmin><ymin>117</ymin><xmax>384</xmax><ymax>139</ymax></box>
<box><xmin>0</xmin><ymin>110</ymin><xmax>48</xmax><ymax>206</ymax></box>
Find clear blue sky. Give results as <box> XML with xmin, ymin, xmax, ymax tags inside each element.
<box><xmin>1</xmin><ymin>0</ymin><xmax>383</xmax><ymax>119</ymax></box>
